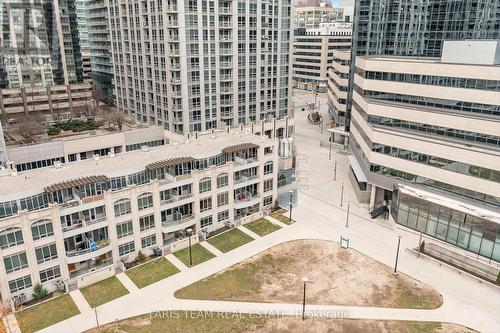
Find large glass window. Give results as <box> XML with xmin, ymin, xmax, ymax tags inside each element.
<box><xmin>141</xmin><ymin>234</ymin><xmax>156</xmax><ymax>248</ymax></box>
<box><xmin>114</xmin><ymin>199</ymin><xmax>132</xmax><ymax>216</ymax></box>
<box><xmin>199</xmin><ymin>177</ymin><xmax>212</xmax><ymax>193</ymax></box>
<box><xmin>116</xmin><ymin>220</ymin><xmax>133</xmax><ymax>238</ymax></box>
<box><xmin>31</xmin><ymin>220</ymin><xmax>54</xmax><ymax>241</ymax></box>
<box><xmin>9</xmin><ymin>275</ymin><xmax>32</xmax><ymax>293</ymax></box>
<box><xmin>217</xmin><ymin>192</ymin><xmax>229</xmax><ymax>207</ymax></box>
<box><xmin>0</xmin><ymin>228</ymin><xmax>24</xmax><ymax>249</ymax></box>
<box><xmin>139</xmin><ymin>214</ymin><xmax>155</xmax><ymax>231</ymax></box>
<box><xmin>137</xmin><ymin>193</ymin><xmax>154</xmax><ymax>210</ymax></box>
<box><xmin>119</xmin><ymin>241</ymin><xmax>135</xmax><ymax>256</ymax></box>
<box><xmin>217</xmin><ymin>173</ymin><xmax>229</xmax><ymax>188</ymax></box>
<box><xmin>3</xmin><ymin>252</ymin><xmax>28</xmax><ymax>274</ymax></box>
<box><xmin>35</xmin><ymin>243</ymin><xmax>58</xmax><ymax>264</ymax></box>
<box><xmin>39</xmin><ymin>266</ymin><xmax>61</xmax><ymax>283</ymax></box>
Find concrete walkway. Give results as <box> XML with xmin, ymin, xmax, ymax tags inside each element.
<box><xmin>69</xmin><ymin>290</ymin><xmax>91</xmax><ymax>312</ymax></box>
<box><xmin>264</xmin><ymin>215</ymin><xmax>288</xmax><ymax>228</ymax></box>
<box><xmin>199</xmin><ymin>241</ymin><xmax>224</xmax><ymax>256</ymax></box>
<box><xmin>165</xmin><ymin>253</ymin><xmax>189</xmax><ymax>272</ymax></box>
<box><xmin>237</xmin><ymin>225</ymin><xmax>260</xmax><ymax>239</ymax></box>
<box><xmin>116</xmin><ymin>272</ymin><xmax>139</xmax><ymax>293</ymax></box>
<box><xmin>4</xmin><ymin>314</ymin><xmax>21</xmax><ymax>333</ymax></box>
<box><xmin>38</xmin><ymin>93</ymin><xmax>500</xmax><ymax>333</ymax></box>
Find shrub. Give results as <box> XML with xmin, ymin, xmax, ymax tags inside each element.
<box><xmin>47</xmin><ymin>127</ymin><xmax>61</xmax><ymax>136</ymax></box>
<box><xmin>32</xmin><ymin>283</ymin><xmax>48</xmax><ymax>300</ymax></box>
<box><xmin>136</xmin><ymin>251</ymin><xmax>146</xmax><ymax>262</ymax></box>
<box><xmin>419</xmin><ymin>241</ymin><xmax>425</xmax><ymax>253</ymax></box>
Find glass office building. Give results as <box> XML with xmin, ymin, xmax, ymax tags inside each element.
<box><xmin>392</xmin><ymin>185</ymin><xmax>500</xmax><ymax>262</ymax></box>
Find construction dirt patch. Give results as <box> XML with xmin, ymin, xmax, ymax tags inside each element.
<box><xmin>175</xmin><ymin>240</ymin><xmax>443</xmax><ymax>309</ymax></box>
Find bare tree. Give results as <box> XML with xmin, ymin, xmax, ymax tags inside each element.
<box><xmin>103</xmin><ymin>106</ymin><xmax>125</xmax><ymax>131</ymax></box>
<box><xmin>17</xmin><ymin>113</ymin><xmax>45</xmax><ymax>139</ymax></box>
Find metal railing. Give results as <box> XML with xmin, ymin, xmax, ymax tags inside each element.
<box><xmin>66</xmin><ymin>239</ymin><xmax>110</xmax><ymax>257</ymax></box>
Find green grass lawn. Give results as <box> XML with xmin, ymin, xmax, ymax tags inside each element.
<box><xmin>125</xmin><ymin>257</ymin><xmax>180</xmax><ymax>288</ymax></box>
<box><xmin>207</xmin><ymin>228</ymin><xmax>254</xmax><ymax>253</ymax></box>
<box><xmin>244</xmin><ymin>218</ymin><xmax>281</xmax><ymax>236</ymax></box>
<box><xmin>80</xmin><ymin>276</ymin><xmax>129</xmax><ymax>308</ymax></box>
<box><xmin>173</xmin><ymin>243</ymin><xmax>216</xmax><ymax>267</ymax></box>
<box><xmin>15</xmin><ymin>294</ymin><xmax>80</xmax><ymax>333</ymax></box>
<box><xmin>271</xmin><ymin>211</ymin><xmax>294</xmax><ymax>225</ymax></box>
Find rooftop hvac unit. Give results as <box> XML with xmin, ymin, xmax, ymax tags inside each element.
<box><xmin>54</xmin><ymin>161</ymin><xmax>62</xmax><ymax>169</ymax></box>
<box><xmin>141</xmin><ymin>145</ymin><xmax>150</xmax><ymax>152</ymax></box>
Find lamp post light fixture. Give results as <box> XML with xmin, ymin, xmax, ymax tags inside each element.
<box><xmin>186</xmin><ymin>228</ymin><xmax>193</xmax><ymax>267</ymax></box>
<box><xmin>394</xmin><ymin>235</ymin><xmax>402</xmax><ymax>273</ymax></box>
<box><xmin>289</xmin><ymin>190</ymin><xmax>293</xmax><ymax>223</ymax></box>
<box><xmin>301</xmin><ymin>276</ymin><xmax>309</xmax><ymax>320</ymax></box>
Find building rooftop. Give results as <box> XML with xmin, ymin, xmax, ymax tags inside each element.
<box><xmin>0</xmin><ymin>132</ymin><xmax>274</xmax><ymax>200</ymax></box>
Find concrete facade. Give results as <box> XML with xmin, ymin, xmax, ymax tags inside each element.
<box><xmin>110</xmin><ymin>0</ymin><xmax>293</xmax><ymax>134</ymax></box>
<box><xmin>0</xmin><ymin>131</ymin><xmax>283</xmax><ymax>305</ymax></box>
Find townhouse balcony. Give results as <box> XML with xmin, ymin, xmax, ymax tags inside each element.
<box><xmin>219</xmin><ymin>21</ymin><xmax>232</xmax><ymax>28</ymax></box>
<box><xmin>166</xmin><ymin>5</ymin><xmax>178</xmax><ymax>12</ymax></box>
<box><xmin>161</xmin><ymin>214</ymin><xmax>197</xmax><ymax>233</ymax></box>
<box><xmin>234</xmin><ymin>191</ymin><xmax>260</xmax><ymax>209</ymax></box>
<box><xmin>160</xmin><ymin>193</ymin><xmax>194</xmax><ymax>206</ymax></box>
<box><xmin>66</xmin><ymin>239</ymin><xmax>111</xmax><ymax>264</ymax></box>
<box><xmin>220</xmin><ymin>75</ymin><xmax>233</xmax><ymax>81</ymax></box>
<box><xmin>158</xmin><ymin>172</ymin><xmax>193</xmax><ymax>185</ymax></box>
<box><xmin>234</xmin><ymin>174</ymin><xmax>259</xmax><ymax>185</ymax></box>
<box><xmin>234</xmin><ymin>156</ymin><xmax>258</xmax><ymax>165</ymax></box>
<box><xmin>218</xmin><ymin>7</ymin><xmax>232</xmax><ymax>14</ymax></box>
<box><xmin>62</xmin><ymin>215</ymin><xmax>107</xmax><ymax>233</ymax></box>
<box><xmin>171</xmin><ymin>78</ymin><xmax>181</xmax><ymax>84</ymax></box>
<box><xmin>220</xmin><ymin>62</ymin><xmax>233</xmax><ymax>68</ymax></box>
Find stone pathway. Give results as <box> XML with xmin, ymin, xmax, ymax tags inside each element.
<box><xmin>165</xmin><ymin>253</ymin><xmax>189</xmax><ymax>272</ymax></box>
<box><xmin>116</xmin><ymin>272</ymin><xmax>139</xmax><ymax>293</ymax></box>
<box><xmin>237</xmin><ymin>225</ymin><xmax>260</xmax><ymax>239</ymax></box>
<box><xmin>69</xmin><ymin>290</ymin><xmax>91</xmax><ymax>312</ymax></box>
<box><xmin>199</xmin><ymin>241</ymin><xmax>224</xmax><ymax>256</ymax></box>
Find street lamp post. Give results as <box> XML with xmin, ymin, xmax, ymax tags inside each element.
<box><xmin>186</xmin><ymin>228</ymin><xmax>193</xmax><ymax>267</ymax></box>
<box><xmin>394</xmin><ymin>236</ymin><xmax>402</xmax><ymax>273</ymax></box>
<box><xmin>301</xmin><ymin>277</ymin><xmax>309</xmax><ymax>320</ymax></box>
<box><xmin>340</xmin><ymin>183</ymin><xmax>344</xmax><ymax>207</ymax></box>
<box><xmin>289</xmin><ymin>190</ymin><xmax>293</xmax><ymax>223</ymax></box>
<box><xmin>345</xmin><ymin>202</ymin><xmax>350</xmax><ymax>228</ymax></box>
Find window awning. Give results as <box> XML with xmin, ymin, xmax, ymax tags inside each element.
<box><xmin>44</xmin><ymin>175</ymin><xmax>109</xmax><ymax>193</ymax></box>
<box><xmin>347</xmin><ymin>155</ymin><xmax>367</xmax><ymax>182</ymax></box>
<box><xmin>146</xmin><ymin>157</ymin><xmax>194</xmax><ymax>171</ymax></box>
<box><xmin>222</xmin><ymin>143</ymin><xmax>259</xmax><ymax>153</ymax></box>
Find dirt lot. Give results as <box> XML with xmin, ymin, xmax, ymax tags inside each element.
<box><xmin>175</xmin><ymin>240</ymin><xmax>443</xmax><ymax>309</ymax></box>
<box><xmin>87</xmin><ymin>313</ymin><xmax>475</xmax><ymax>333</ymax></box>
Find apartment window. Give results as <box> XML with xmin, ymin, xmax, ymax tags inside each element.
<box><xmin>116</xmin><ymin>220</ymin><xmax>133</xmax><ymax>239</ymax></box>
<box><xmin>3</xmin><ymin>252</ymin><xmax>28</xmax><ymax>274</ymax></box>
<box><xmin>199</xmin><ymin>177</ymin><xmax>212</xmax><ymax>193</ymax></box>
<box><xmin>139</xmin><ymin>214</ymin><xmax>155</xmax><ymax>231</ymax></box>
<box><xmin>217</xmin><ymin>173</ymin><xmax>228</xmax><ymax>188</ymax></box>
<box><xmin>217</xmin><ymin>210</ymin><xmax>229</xmax><ymax>222</ymax></box>
<box><xmin>119</xmin><ymin>241</ymin><xmax>135</xmax><ymax>256</ymax></box>
<box><xmin>217</xmin><ymin>192</ymin><xmax>229</xmax><ymax>207</ymax></box>
<box><xmin>31</xmin><ymin>219</ymin><xmax>54</xmax><ymax>241</ymax></box>
<box><xmin>264</xmin><ymin>179</ymin><xmax>273</xmax><ymax>192</ymax></box>
<box><xmin>0</xmin><ymin>228</ymin><xmax>24</xmax><ymax>249</ymax></box>
<box><xmin>141</xmin><ymin>234</ymin><xmax>156</xmax><ymax>248</ymax></box>
<box><xmin>264</xmin><ymin>146</ymin><xmax>273</xmax><ymax>155</ymax></box>
<box><xmin>200</xmin><ymin>216</ymin><xmax>213</xmax><ymax>228</ymax></box>
<box><xmin>35</xmin><ymin>243</ymin><xmax>58</xmax><ymax>264</ymax></box>
<box><xmin>264</xmin><ymin>161</ymin><xmax>273</xmax><ymax>175</ymax></box>
<box><xmin>200</xmin><ymin>197</ymin><xmax>212</xmax><ymax>212</ymax></box>
<box><xmin>137</xmin><ymin>193</ymin><xmax>154</xmax><ymax>210</ymax></box>
<box><xmin>39</xmin><ymin>266</ymin><xmax>61</xmax><ymax>283</ymax></box>
<box><xmin>114</xmin><ymin>199</ymin><xmax>132</xmax><ymax>216</ymax></box>
<box><xmin>263</xmin><ymin>195</ymin><xmax>273</xmax><ymax>206</ymax></box>
<box><xmin>8</xmin><ymin>275</ymin><xmax>32</xmax><ymax>294</ymax></box>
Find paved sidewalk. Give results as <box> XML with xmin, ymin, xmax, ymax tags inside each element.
<box><xmin>69</xmin><ymin>290</ymin><xmax>91</xmax><ymax>312</ymax></box>
<box><xmin>237</xmin><ymin>225</ymin><xmax>260</xmax><ymax>239</ymax></box>
<box><xmin>165</xmin><ymin>253</ymin><xmax>189</xmax><ymax>272</ymax></box>
<box><xmin>264</xmin><ymin>215</ymin><xmax>288</xmax><ymax>228</ymax></box>
<box><xmin>116</xmin><ymin>272</ymin><xmax>139</xmax><ymax>293</ymax></box>
<box><xmin>199</xmin><ymin>241</ymin><xmax>224</xmax><ymax>256</ymax></box>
